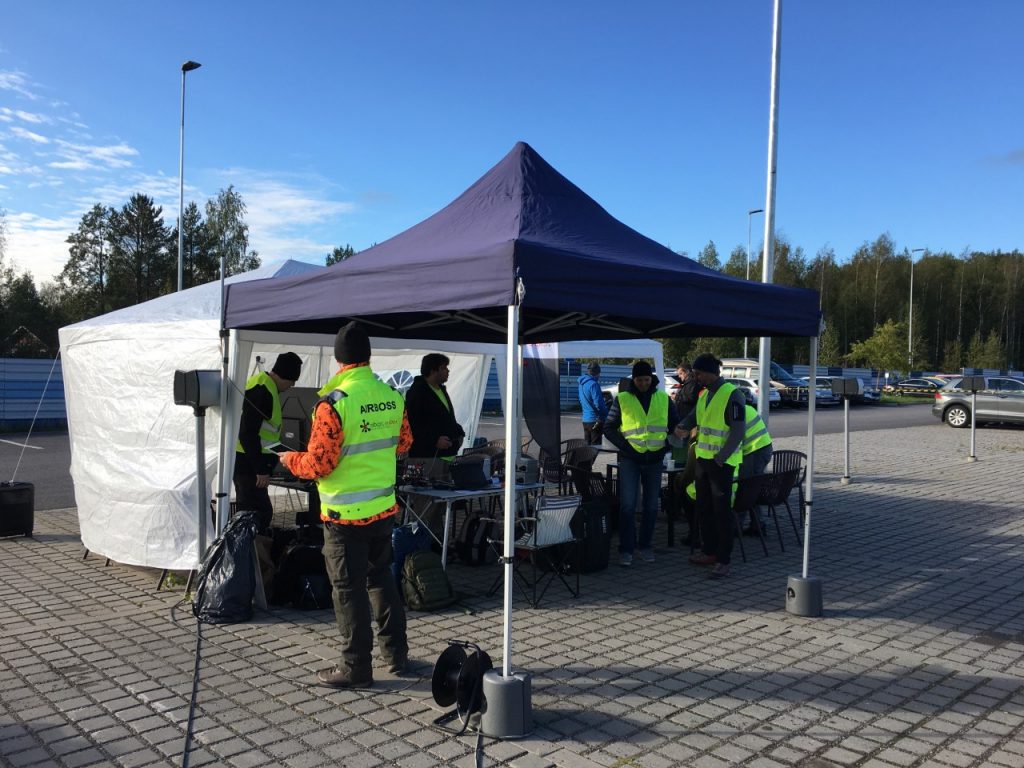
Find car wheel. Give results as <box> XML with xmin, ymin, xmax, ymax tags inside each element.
<box><xmin>944</xmin><ymin>405</ymin><xmax>970</xmax><ymax>428</ymax></box>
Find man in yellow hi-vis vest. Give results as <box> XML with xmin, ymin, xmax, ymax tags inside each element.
<box><xmin>281</xmin><ymin>323</ymin><xmax>413</xmax><ymax>689</ymax></box>
<box><xmin>234</xmin><ymin>351</ymin><xmax>302</xmax><ymax>530</ymax></box>
<box><xmin>677</xmin><ymin>354</ymin><xmax>747</xmax><ymax>579</ymax></box>
<box><xmin>604</xmin><ymin>360</ymin><xmax>684</xmax><ymax>567</ymax></box>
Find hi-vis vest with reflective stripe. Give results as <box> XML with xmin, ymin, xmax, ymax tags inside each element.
<box><xmin>316</xmin><ymin>366</ymin><xmax>404</xmax><ymax>523</ymax></box>
<box><xmin>695</xmin><ymin>383</ymin><xmax>742</xmax><ymax>467</ymax></box>
<box><xmin>742</xmin><ymin>405</ymin><xmax>772</xmax><ymax>455</ymax></box>
<box><xmin>235</xmin><ymin>371</ymin><xmax>281</xmax><ymax>454</ymax></box>
<box><xmin>617</xmin><ymin>390</ymin><xmax>669</xmax><ymax>453</ymax></box>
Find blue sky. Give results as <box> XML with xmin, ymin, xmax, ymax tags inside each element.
<box><xmin>2</xmin><ymin>1</ymin><xmax>1021</xmax><ymax>287</ymax></box>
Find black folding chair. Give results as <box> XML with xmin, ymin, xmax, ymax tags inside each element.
<box><xmin>756</xmin><ymin>469</ymin><xmax>802</xmax><ymax>551</ymax></box>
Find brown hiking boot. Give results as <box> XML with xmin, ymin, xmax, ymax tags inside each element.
<box><xmin>316</xmin><ymin>665</ymin><xmax>373</xmax><ymax>688</ymax></box>
<box><xmin>689</xmin><ymin>552</ymin><xmax>717</xmax><ymax>566</ymax></box>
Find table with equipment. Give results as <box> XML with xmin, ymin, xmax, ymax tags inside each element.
<box><xmin>398</xmin><ymin>482</ymin><xmax>546</xmax><ymax>569</ymax></box>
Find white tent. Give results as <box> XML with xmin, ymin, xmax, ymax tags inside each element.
<box><xmin>59</xmin><ymin>261</ymin><xmax>661</xmax><ymax>570</ymax></box>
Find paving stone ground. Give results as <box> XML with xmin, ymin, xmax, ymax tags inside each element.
<box><xmin>2</xmin><ymin>419</ymin><xmax>1024</xmax><ymax>767</ymax></box>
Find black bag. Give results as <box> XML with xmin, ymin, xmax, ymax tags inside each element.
<box><xmin>272</xmin><ymin>543</ymin><xmax>329</xmax><ymax>609</ymax></box>
<box><xmin>571</xmin><ymin>498</ymin><xmax>611</xmax><ymax>573</ymax></box>
<box><xmin>392</xmin><ymin>522</ymin><xmax>432</xmax><ymax>591</ymax></box>
<box><xmin>192</xmin><ymin>511</ymin><xmax>260</xmax><ymax>624</ymax></box>
<box><xmin>401</xmin><ymin>550</ymin><xmax>457</xmax><ymax>611</ymax></box>
<box><xmin>455</xmin><ymin>513</ymin><xmax>497</xmax><ymax>567</ymax></box>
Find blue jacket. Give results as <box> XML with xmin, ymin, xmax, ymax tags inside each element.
<box><xmin>578</xmin><ymin>373</ymin><xmax>609</xmax><ymax>423</ymax></box>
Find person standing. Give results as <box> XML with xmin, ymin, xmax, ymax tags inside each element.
<box><xmin>673</xmin><ymin>361</ymin><xmax>701</xmax><ymax>418</ymax></box>
<box><xmin>739</xmin><ymin>404</ymin><xmax>773</xmax><ymax>535</ymax></box>
<box><xmin>604</xmin><ymin>361</ymin><xmax>681</xmax><ymax>566</ymax></box>
<box><xmin>578</xmin><ymin>362</ymin><xmax>609</xmax><ymax>445</ymax></box>
<box><xmin>234</xmin><ymin>351</ymin><xmax>302</xmax><ymax>530</ymax></box>
<box><xmin>405</xmin><ymin>353</ymin><xmax>465</xmax><ymax>530</ymax></box>
<box><xmin>680</xmin><ymin>354</ymin><xmax>746</xmax><ymax>579</ymax></box>
<box><xmin>281</xmin><ymin>322</ymin><xmax>412</xmax><ymax>688</ymax></box>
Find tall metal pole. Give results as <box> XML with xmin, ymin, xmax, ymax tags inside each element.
<box><xmin>744</xmin><ymin>208</ymin><xmax>764</xmax><ymax>359</ymax></box>
<box><xmin>908</xmin><ymin>248</ymin><xmax>924</xmax><ymax>370</ymax></box>
<box><xmin>177</xmin><ymin>60</ymin><xmax>202</xmax><ymax>292</ymax></box>
<box><xmin>756</xmin><ymin>0</ymin><xmax>782</xmax><ymax>426</ymax></box>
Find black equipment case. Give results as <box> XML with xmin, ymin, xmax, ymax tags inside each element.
<box><xmin>0</xmin><ymin>481</ymin><xmax>34</xmax><ymax>537</ymax></box>
<box><xmin>572</xmin><ymin>498</ymin><xmax>610</xmax><ymax>573</ymax></box>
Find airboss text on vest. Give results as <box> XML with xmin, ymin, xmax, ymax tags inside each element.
<box><xmin>360</xmin><ymin>400</ymin><xmax>398</xmax><ymax>414</ymax></box>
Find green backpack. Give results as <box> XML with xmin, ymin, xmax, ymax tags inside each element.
<box><xmin>401</xmin><ymin>550</ymin><xmax>457</xmax><ymax>611</ymax></box>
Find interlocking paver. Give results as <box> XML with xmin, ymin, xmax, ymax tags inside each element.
<box><xmin>4</xmin><ymin>423</ymin><xmax>1024</xmax><ymax>766</ymax></box>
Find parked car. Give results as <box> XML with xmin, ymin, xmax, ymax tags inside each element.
<box><xmin>805</xmin><ymin>375</ymin><xmax>881</xmax><ymax>404</ymax></box>
<box><xmin>724</xmin><ymin>377</ymin><xmax>782</xmax><ymax>409</ymax></box>
<box><xmin>932</xmin><ymin>376</ymin><xmax>1024</xmax><ymax>428</ymax></box>
<box><xmin>884</xmin><ymin>377</ymin><xmax>944</xmax><ymax>397</ymax></box>
<box><xmin>719</xmin><ymin>358</ymin><xmax>832</xmax><ymax>407</ymax></box>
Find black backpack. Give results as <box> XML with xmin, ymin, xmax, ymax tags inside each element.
<box><xmin>401</xmin><ymin>550</ymin><xmax>457</xmax><ymax>611</ymax></box>
<box><xmin>455</xmin><ymin>513</ymin><xmax>497</xmax><ymax>567</ymax></box>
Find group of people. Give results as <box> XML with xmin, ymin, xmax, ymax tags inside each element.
<box><xmin>589</xmin><ymin>354</ymin><xmax>773</xmax><ymax>579</ymax></box>
<box><xmin>235</xmin><ymin>336</ymin><xmax>774</xmax><ymax>689</ymax></box>
<box><xmin>233</xmin><ymin>324</ymin><xmax>464</xmax><ymax>690</ymax></box>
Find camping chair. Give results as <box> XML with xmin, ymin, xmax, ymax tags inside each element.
<box><xmin>756</xmin><ymin>468</ymin><xmax>802</xmax><ymax>551</ymax></box>
<box><xmin>486</xmin><ymin>494</ymin><xmax>582</xmax><ymax>608</ymax></box>
<box><xmin>732</xmin><ymin>474</ymin><xmax>769</xmax><ymax>560</ymax></box>
<box><xmin>771</xmin><ymin>450</ymin><xmax>807</xmax><ymax>525</ymax></box>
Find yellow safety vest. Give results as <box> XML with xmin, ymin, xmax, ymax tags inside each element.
<box><xmin>617</xmin><ymin>390</ymin><xmax>669</xmax><ymax>453</ymax></box>
<box><xmin>742</xmin><ymin>405</ymin><xmax>772</xmax><ymax>455</ymax></box>
<box><xmin>235</xmin><ymin>371</ymin><xmax>282</xmax><ymax>454</ymax></box>
<box><xmin>316</xmin><ymin>367</ymin><xmax>404</xmax><ymax>523</ymax></box>
<box><xmin>695</xmin><ymin>383</ymin><xmax>742</xmax><ymax>467</ymax></box>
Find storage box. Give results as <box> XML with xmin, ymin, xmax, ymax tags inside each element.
<box><xmin>0</xmin><ymin>481</ymin><xmax>34</xmax><ymax>537</ymax></box>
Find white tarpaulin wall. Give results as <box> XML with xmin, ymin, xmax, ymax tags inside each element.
<box><xmin>58</xmin><ymin>260</ymin><xmax>492</xmax><ymax>571</ymax></box>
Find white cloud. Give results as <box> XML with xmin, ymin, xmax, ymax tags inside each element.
<box><xmin>10</xmin><ymin>125</ymin><xmax>49</xmax><ymax>144</ymax></box>
<box><xmin>48</xmin><ymin>139</ymin><xmax>138</xmax><ymax>171</ymax></box>
<box><xmin>0</xmin><ymin>70</ymin><xmax>40</xmax><ymax>100</ymax></box>
<box><xmin>4</xmin><ymin>210</ymin><xmax>77</xmax><ymax>284</ymax></box>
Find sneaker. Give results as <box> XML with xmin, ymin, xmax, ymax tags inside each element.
<box><xmin>316</xmin><ymin>665</ymin><xmax>373</xmax><ymax>689</ymax></box>
<box><xmin>689</xmin><ymin>552</ymin><xmax>717</xmax><ymax>566</ymax></box>
<box><xmin>637</xmin><ymin>549</ymin><xmax>655</xmax><ymax>563</ymax></box>
<box><xmin>709</xmin><ymin>563</ymin><xmax>731</xmax><ymax>579</ymax></box>
<box><xmin>385</xmin><ymin>654</ymin><xmax>408</xmax><ymax>675</ymax></box>
<box><xmin>619</xmin><ymin>552</ymin><xmax>633</xmax><ymax>567</ymax></box>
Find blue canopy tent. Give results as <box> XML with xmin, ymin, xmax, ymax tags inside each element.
<box><xmin>220</xmin><ymin>142</ymin><xmax>822</xmax><ymax>719</ymax></box>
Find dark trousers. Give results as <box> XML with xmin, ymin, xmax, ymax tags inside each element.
<box><xmin>617</xmin><ymin>457</ymin><xmax>662</xmax><ymax>554</ymax></box>
<box><xmin>582</xmin><ymin>421</ymin><xmax>603</xmax><ymax>446</ymax></box>
<box><xmin>322</xmin><ymin>515</ymin><xmax>407</xmax><ymax>673</ymax></box>
<box><xmin>695</xmin><ymin>458</ymin><xmax>736</xmax><ymax>565</ymax></box>
<box><xmin>232</xmin><ymin>469</ymin><xmax>273</xmax><ymax>531</ymax></box>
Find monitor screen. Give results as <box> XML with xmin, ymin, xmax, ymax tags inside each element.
<box><xmin>279</xmin><ymin>387</ymin><xmax>320</xmax><ymax>450</ymax></box>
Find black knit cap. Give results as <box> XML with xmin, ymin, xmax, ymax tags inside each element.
<box><xmin>631</xmin><ymin>360</ymin><xmax>654</xmax><ymax>378</ymax></box>
<box><xmin>691</xmin><ymin>353</ymin><xmax>721</xmax><ymax>376</ymax></box>
<box><xmin>587</xmin><ymin>362</ymin><xmax>601</xmax><ymax>375</ymax></box>
<box><xmin>272</xmin><ymin>352</ymin><xmax>302</xmax><ymax>382</ymax></box>
<box><xmin>334</xmin><ymin>321</ymin><xmax>371</xmax><ymax>364</ymax></box>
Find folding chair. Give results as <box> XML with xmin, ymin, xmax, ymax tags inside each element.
<box><xmin>771</xmin><ymin>450</ymin><xmax>806</xmax><ymax>524</ymax></box>
<box><xmin>756</xmin><ymin>469</ymin><xmax>802</xmax><ymax>551</ymax></box>
<box><xmin>732</xmin><ymin>474</ymin><xmax>769</xmax><ymax>560</ymax></box>
<box><xmin>487</xmin><ymin>494</ymin><xmax>582</xmax><ymax>608</ymax></box>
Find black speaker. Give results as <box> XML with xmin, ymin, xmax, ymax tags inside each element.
<box><xmin>0</xmin><ymin>481</ymin><xmax>34</xmax><ymax>537</ymax></box>
<box><xmin>431</xmin><ymin>642</ymin><xmax>493</xmax><ymax>721</ymax></box>
<box><xmin>961</xmin><ymin>376</ymin><xmax>986</xmax><ymax>392</ymax></box>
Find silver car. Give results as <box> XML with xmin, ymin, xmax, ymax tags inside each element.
<box><xmin>931</xmin><ymin>376</ymin><xmax>1024</xmax><ymax>428</ymax></box>
<box><xmin>724</xmin><ymin>377</ymin><xmax>782</xmax><ymax>409</ymax></box>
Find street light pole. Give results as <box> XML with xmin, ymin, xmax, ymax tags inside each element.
<box><xmin>744</xmin><ymin>208</ymin><xmax>765</xmax><ymax>358</ymax></box>
<box><xmin>178</xmin><ymin>60</ymin><xmax>202</xmax><ymax>292</ymax></box>
<box><xmin>908</xmin><ymin>247</ymin><xmax>924</xmax><ymax>370</ymax></box>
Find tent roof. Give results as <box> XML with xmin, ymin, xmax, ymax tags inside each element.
<box><xmin>64</xmin><ymin>258</ymin><xmax>324</xmax><ymax>329</ymax></box>
<box><xmin>224</xmin><ymin>143</ymin><xmax>821</xmax><ymax>342</ymax></box>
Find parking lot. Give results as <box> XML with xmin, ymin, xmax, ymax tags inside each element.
<box><xmin>2</xmin><ymin>418</ymin><xmax>1024</xmax><ymax>767</ymax></box>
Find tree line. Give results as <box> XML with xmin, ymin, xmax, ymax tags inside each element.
<box><xmin>1</xmin><ymin>206</ymin><xmax>1021</xmax><ymax>373</ymax></box>
<box><xmin>664</xmin><ymin>234</ymin><xmax>1024</xmax><ymax>374</ymax></box>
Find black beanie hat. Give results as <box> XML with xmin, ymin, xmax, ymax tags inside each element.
<box><xmin>272</xmin><ymin>352</ymin><xmax>302</xmax><ymax>382</ymax></box>
<box><xmin>334</xmin><ymin>321</ymin><xmax>371</xmax><ymax>364</ymax></box>
<box><xmin>691</xmin><ymin>353</ymin><xmax>721</xmax><ymax>376</ymax></box>
<box><xmin>587</xmin><ymin>362</ymin><xmax>601</xmax><ymax>375</ymax></box>
<box><xmin>631</xmin><ymin>360</ymin><xmax>654</xmax><ymax>378</ymax></box>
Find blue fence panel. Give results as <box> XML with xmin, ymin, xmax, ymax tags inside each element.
<box><xmin>0</xmin><ymin>358</ymin><xmax>66</xmax><ymax>430</ymax></box>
